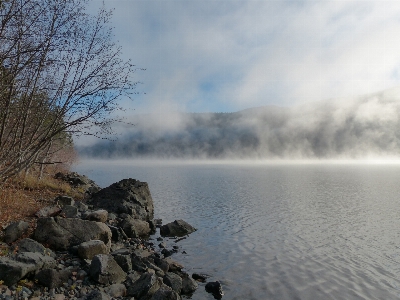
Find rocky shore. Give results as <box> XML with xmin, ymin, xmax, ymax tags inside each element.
<box><xmin>0</xmin><ymin>173</ymin><xmax>224</xmax><ymax>300</ymax></box>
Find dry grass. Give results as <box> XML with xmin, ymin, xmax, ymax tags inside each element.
<box><xmin>0</xmin><ymin>172</ymin><xmax>84</xmax><ymax>230</ymax></box>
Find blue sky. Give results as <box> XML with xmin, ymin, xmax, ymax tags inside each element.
<box><xmin>91</xmin><ymin>0</ymin><xmax>400</xmax><ymax>114</ymax></box>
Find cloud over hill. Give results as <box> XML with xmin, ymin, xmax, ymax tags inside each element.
<box><xmin>77</xmin><ymin>88</ymin><xmax>400</xmax><ymax>159</ymax></box>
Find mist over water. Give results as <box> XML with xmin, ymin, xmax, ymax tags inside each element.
<box><xmin>77</xmin><ymin>87</ymin><xmax>400</xmax><ymax>160</ymax></box>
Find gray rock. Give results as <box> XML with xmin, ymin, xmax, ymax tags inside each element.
<box><xmin>90</xmin><ymin>179</ymin><xmax>154</xmax><ymax>221</ymax></box>
<box><xmin>113</xmin><ymin>254</ymin><xmax>132</xmax><ymax>273</ymax></box>
<box><xmin>126</xmin><ymin>272</ymin><xmax>162</xmax><ymax>299</ymax></box>
<box><xmin>89</xmin><ymin>254</ymin><xmax>127</xmax><ymax>285</ymax></box>
<box><xmin>77</xmin><ymin>240</ymin><xmax>108</xmax><ymax>259</ymax></box>
<box><xmin>35</xmin><ymin>269</ymin><xmax>71</xmax><ymax>288</ymax></box>
<box><xmin>56</xmin><ymin>195</ymin><xmax>74</xmax><ymax>207</ymax></box>
<box><xmin>121</xmin><ymin>216</ymin><xmax>151</xmax><ymax>238</ymax></box>
<box><xmin>85</xmin><ymin>290</ymin><xmax>111</xmax><ymax>300</ymax></box>
<box><xmin>163</xmin><ymin>272</ymin><xmax>182</xmax><ymax>294</ymax></box>
<box><xmin>181</xmin><ymin>273</ymin><xmax>198</xmax><ymax>295</ymax></box>
<box><xmin>17</xmin><ymin>238</ymin><xmax>55</xmax><ymax>257</ymax></box>
<box><xmin>35</xmin><ymin>206</ymin><xmax>61</xmax><ymax>218</ymax></box>
<box><xmin>151</xmin><ymin>285</ymin><xmax>181</xmax><ymax>300</ymax></box>
<box><xmin>55</xmin><ymin>172</ymin><xmax>100</xmax><ymax>195</ymax></box>
<box><xmin>108</xmin><ymin>225</ymin><xmax>128</xmax><ymax>242</ymax></box>
<box><xmin>87</xmin><ymin>210</ymin><xmax>108</xmax><ymax>223</ymax></box>
<box><xmin>105</xmin><ymin>283</ymin><xmax>127</xmax><ymax>298</ymax></box>
<box><xmin>205</xmin><ymin>281</ymin><xmax>224</xmax><ymax>299</ymax></box>
<box><xmin>160</xmin><ymin>220</ymin><xmax>196</xmax><ymax>237</ymax></box>
<box><xmin>164</xmin><ymin>258</ymin><xmax>184</xmax><ymax>272</ymax></box>
<box><xmin>60</xmin><ymin>205</ymin><xmax>78</xmax><ymax>218</ymax></box>
<box><xmin>33</xmin><ymin>217</ymin><xmax>112</xmax><ymax>251</ymax></box>
<box><xmin>75</xmin><ymin>201</ymin><xmax>89</xmax><ymax>212</ymax></box>
<box><xmin>16</xmin><ymin>252</ymin><xmax>56</xmax><ymax>270</ymax></box>
<box><xmin>0</xmin><ymin>257</ymin><xmax>36</xmax><ymax>286</ymax></box>
<box><xmin>3</xmin><ymin>221</ymin><xmax>29</xmax><ymax>243</ymax></box>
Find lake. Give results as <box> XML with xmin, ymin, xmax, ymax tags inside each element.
<box><xmin>74</xmin><ymin>160</ymin><xmax>400</xmax><ymax>300</ymax></box>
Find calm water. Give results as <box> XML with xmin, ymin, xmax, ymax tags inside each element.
<box><xmin>74</xmin><ymin>160</ymin><xmax>400</xmax><ymax>300</ymax></box>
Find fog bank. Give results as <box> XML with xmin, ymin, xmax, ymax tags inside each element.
<box><xmin>77</xmin><ymin>87</ymin><xmax>400</xmax><ymax>160</ymax></box>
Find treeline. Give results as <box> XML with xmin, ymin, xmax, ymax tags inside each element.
<box><xmin>0</xmin><ymin>0</ymin><xmax>137</xmax><ymax>181</ymax></box>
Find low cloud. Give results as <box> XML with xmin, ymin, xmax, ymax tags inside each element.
<box><xmin>77</xmin><ymin>87</ymin><xmax>400</xmax><ymax>160</ymax></box>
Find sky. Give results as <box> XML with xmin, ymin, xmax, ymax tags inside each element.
<box><xmin>90</xmin><ymin>0</ymin><xmax>400</xmax><ymax>115</ymax></box>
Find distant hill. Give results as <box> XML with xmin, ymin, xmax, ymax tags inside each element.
<box><xmin>77</xmin><ymin>87</ymin><xmax>400</xmax><ymax>159</ymax></box>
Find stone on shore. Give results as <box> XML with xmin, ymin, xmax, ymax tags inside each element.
<box><xmin>126</xmin><ymin>272</ymin><xmax>162</xmax><ymax>299</ymax></box>
<box><xmin>89</xmin><ymin>254</ymin><xmax>127</xmax><ymax>285</ymax></box>
<box><xmin>77</xmin><ymin>240</ymin><xmax>109</xmax><ymax>259</ymax></box>
<box><xmin>205</xmin><ymin>281</ymin><xmax>224</xmax><ymax>299</ymax></box>
<box><xmin>33</xmin><ymin>217</ymin><xmax>112</xmax><ymax>251</ymax></box>
<box><xmin>89</xmin><ymin>178</ymin><xmax>154</xmax><ymax>221</ymax></box>
<box><xmin>160</xmin><ymin>220</ymin><xmax>196</xmax><ymax>237</ymax></box>
<box><xmin>0</xmin><ymin>257</ymin><xmax>36</xmax><ymax>286</ymax></box>
<box><xmin>121</xmin><ymin>215</ymin><xmax>152</xmax><ymax>238</ymax></box>
<box><xmin>3</xmin><ymin>221</ymin><xmax>29</xmax><ymax>243</ymax></box>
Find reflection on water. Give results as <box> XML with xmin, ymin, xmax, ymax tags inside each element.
<box><xmin>74</xmin><ymin>160</ymin><xmax>400</xmax><ymax>300</ymax></box>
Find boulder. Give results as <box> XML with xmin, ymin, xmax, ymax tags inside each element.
<box><xmin>151</xmin><ymin>285</ymin><xmax>181</xmax><ymax>300</ymax></box>
<box><xmin>87</xmin><ymin>210</ymin><xmax>108</xmax><ymax>223</ymax></box>
<box><xmin>84</xmin><ymin>290</ymin><xmax>110</xmax><ymax>300</ymax></box>
<box><xmin>90</xmin><ymin>178</ymin><xmax>154</xmax><ymax>221</ymax></box>
<box><xmin>55</xmin><ymin>172</ymin><xmax>101</xmax><ymax>195</ymax></box>
<box><xmin>60</xmin><ymin>205</ymin><xmax>78</xmax><ymax>218</ymax></box>
<box><xmin>105</xmin><ymin>283</ymin><xmax>127</xmax><ymax>298</ymax></box>
<box><xmin>89</xmin><ymin>254</ymin><xmax>127</xmax><ymax>285</ymax></box>
<box><xmin>3</xmin><ymin>221</ymin><xmax>29</xmax><ymax>243</ymax></box>
<box><xmin>160</xmin><ymin>220</ymin><xmax>196</xmax><ymax>237</ymax></box>
<box><xmin>17</xmin><ymin>238</ymin><xmax>54</xmax><ymax>257</ymax></box>
<box><xmin>113</xmin><ymin>254</ymin><xmax>132</xmax><ymax>273</ymax></box>
<box><xmin>16</xmin><ymin>252</ymin><xmax>56</xmax><ymax>270</ymax></box>
<box><xmin>35</xmin><ymin>269</ymin><xmax>71</xmax><ymax>288</ymax></box>
<box><xmin>181</xmin><ymin>273</ymin><xmax>198</xmax><ymax>295</ymax></box>
<box><xmin>126</xmin><ymin>272</ymin><xmax>162</xmax><ymax>299</ymax></box>
<box><xmin>163</xmin><ymin>272</ymin><xmax>182</xmax><ymax>294</ymax></box>
<box><xmin>0</xmin><ymin>257</ymin><xmax>36</xmax><ymax>286</ymax></box>
<box><xmin>77</xmin><ymin>240</ymin><xmax>109</xmax><ymax>259</ymax></box>
<box><xmin>205</xmin><ymin>281</ymin><xmax>224</xmax><ymax>299</ymax></box>
<box><xmin>35</xmin><ymin>206</ymin><xmax>61</xmax><ymax>218</ymax></box>
<box><xmin>121</xmin><ymin>215</ymin><xmax>151</xmax><ymax>238</ymax></box>
<box><xmin>33</xmin><ymin>217</ymin><xmax>112</xmax><ymax>251</ymax></box>
<box><xmin>55</xmin><ymin>195</ymin><xmax>74</xmax><ymax>207</ymax></box>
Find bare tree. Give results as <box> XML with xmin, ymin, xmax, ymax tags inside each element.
<box><xmin>0</xmin><ymin>0</ymin><xmax>138</xmax><ymax>181</ymax></box>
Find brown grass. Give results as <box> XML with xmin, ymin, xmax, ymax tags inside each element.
<box><xmin>0</xmin><ymin>172</ymin><xmax>84</xmax><ymax>230</ymax></box>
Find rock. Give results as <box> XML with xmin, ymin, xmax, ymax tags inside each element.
<box><xmin>164</xmin><ymin>258</ymin><xmax>184</xmax><ymax>272</ymax></box>
<box><xmin>192</xmin><ymin>273</ymin><xmax>209</xmax><ymax>282</ymax></box>
<box><xmin>113</xmin><ymin>254</ymin><xmax>132</xmax><ymax>273</ymax></box>
<box><xmin>108</xmin><ymin>225</ymin><xmax>128</xmax><ymax>242</ymax></box>
<box><xmin>3</xmin><ymin>221</ymin><xmax>29</xmax><ymax>243</ymax></box>
<box><xmin>87</xmin><ymin>210</ymin><xmax>108</xmax><ymax>223</ymax></box>
<box><xmin>89</xmin><ymin>178</ymin><xmax>154</xmax><ymax>221</ymax></box>
<box><xmin>33</xmin><ymin>217</ymin><xmax>112</xmax><ymax>251</ymax></box>
<box><xmin>35</xmin><ymin>206</ymin><xmax>61</xmax><ymax>218</ymax></box>
<box><xmin>55</xmin><ymin>195</ymin><xmax>74</xmax><ymax>207</ymax></box>
<box><xmin>121</xmin><ymin>215</ymin><xmax>151</xmax><ymax>238</ymax></box>
<box><xmin>77</xmin><ymin>240</ymin><xmax>108</xmax><ymax>259</ymax></box>
<box><xmin>55</xmin><ymin>172</ymin><xmax>100</xmax><ymax>195</ymax></box>
<box><xmin>16</xmin><ymin>252</ymin><xmax>56</xmax><ymax>270</ymax></box>
<box><xmin>89</xmin><ymin>254</ymin><xmax>127</xmax><ymax>285</ymax></box>
<box><xmin>85</xmin><ymin>290</ymin><xmax>111</xmax><ymax>300</ymax></box>
<box><xmin>60</xmin><ymin>205</ymin><xmax>78</xmax><ymax>218</ymax></box>
<box><xmin>160</xmin><ymin>220</ymin><xmax>196</xmax><ymax>237</ymax></box>
<box><xmin>35</xmin><ymin>269</ymin><xmax>71</xmax><ymax>288</ymax></box>
<box><xmin>0</xmin><ymin>257</ymin><xmax>36</xmax><ymax>286</ymax></box>
<box><xmin>126</xmin><ymin>272</ymin><xmax>162</xmax><ymax>299</ymax></box>
<box><xmin>205</xmin><ymin>281</ymin><xmax>224</xmax><ymax>299</ymax></box>
<box><xmin>163</xmin><ymin>272</ymin><xmax>182</xmax><ymax>294</ymax></box>
<box><xmin>75</xmin><ymin>201</ymin><xmax>89</xmax><ymax>212</ymax></box>
<box><xmin>17</xmin><ymin>238</ymin><xmax>54</xmax><ymax>257</ymax></box>
<box><xmin>181</xmin><ymin>273</ymin><xmax>198</xmax><ymax>295</ymax></box>
<box><xmin>150</xmin><ymin>285</ymin><xmax>181</xmax><ymax>300</ymax></box>
<box><xmin>105</xmin><ymin>283</ymin><xmax>127</xmax><ymax>297</ymax></box>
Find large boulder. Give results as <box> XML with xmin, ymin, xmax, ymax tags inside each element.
<box><xmin>126</xmin><ymin>272</ymin><xmax>162</xmax><ymax>299</ymax></box>
<box><xmin>160</xmin><ymin>220</ymin><xmax>196</xmax><ymax>237</ymax></box>
<box><xmin>33</xmin><ymin>217</ymin><xmax>112</xmax><ymax>251</ymax></box>
<box><xmin>0</xmin><ymin>257</ymin><xmax>36</xmax><ymax>286</ymax></box>
<box><xmin>89</xmin><ymin>179</ymin><xmax>154</xmax><ymax>221</ymax></box>
<box><xmin>89</xmin><ymin>254</ymin><xmax>127</xmax><ymax>285</ymax></box>
<box><xmin>54</xmin><ymin>172</ymin><xmax>101</xmax><ymax>195</ymax></box>
<box><xmin>121</xmin><ymin>215</ymin><xmax>152</xmax><ymax>238</ymax></box>
<box><xmin>3</xmin><ymin>221</ymin><xmax>29</xmax><ymax>243</ymax></box>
